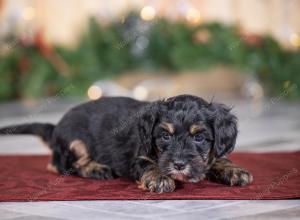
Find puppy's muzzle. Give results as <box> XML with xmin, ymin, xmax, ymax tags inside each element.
<box><xmin>169</xmin><ymin>160</ymin><xmax>206</xmax><ymax>183</ymax></box>
<box><xmin>173</xmin><ymin>160</ymin><xmax>186</xmax><ymax>171</ymax></box>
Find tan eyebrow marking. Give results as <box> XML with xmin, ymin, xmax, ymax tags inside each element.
<box><xmin>189</xmin><ymin>124</ymin><xmax>204</xmax><ymax>134</ymax></box>
<box><xmin>159</xmin><ymin>122</ymin><xmax>175</xmax><ymax>134</ymax></box>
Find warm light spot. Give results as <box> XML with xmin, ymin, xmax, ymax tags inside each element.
<box><xmin>186</xmin><ymin>8</ymin><xmax>201</xmax><ymax>25</ymax></box>
<box><xmin>290</xmin><ymin>33</ymin><xmax>300</xmax><ymax>47</ymax></box>
<box><xmin>133</xmin><ymin>86</ymin><xmax>148</xmax><ymax>100</ymax></box>
<box><xmin>249</xmin><ymin>83</ymin><xmax>264</xmax><ymax>100</ymax></box>
<box><xmin>140</xmin><ymin>6</ymin><xmax>156</xmax><ymax>21</ymax></box>
<box><xmin>22</xmin><ymin>6</ymin><xmax>36</xmax><ymax>21</ymax></box>
<box><xmin>87</xmin><ymin>85</ymin><xmax>102</xmax><ymax>100</ymax></box>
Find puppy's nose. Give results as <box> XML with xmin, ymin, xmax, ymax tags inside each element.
<box><xmin>173</xmin><ymin>161</ymin><xmax>185</xmax><ymax>171</ymax></box>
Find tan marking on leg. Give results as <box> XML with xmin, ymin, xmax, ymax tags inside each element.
<box><xmin>80</xmin><ymin>161</ymin><xmax>108</xmax><ymax>177</ymax></box>
<box><xmin>69</xmin><ymin>139</ymin><xmax>89</xmax><ymax>158</ymax></box>
<box><xmin>69</xmin><ymin>139</ymin><xmax>91</xmax><ymax>168</ymax></box>
<box><xmin>69</xmin><ymin>139</ymin><xmax>112</xmax><ymax>179</ymax></box>
<box><xmin>46</xmin><ymin>163</ymin><xmax>59</xmax><ymax>174</ymax></box>
<box><xmin>74</xmin><ymin>157</ymin><xmax>91</xmax><ymax>169</ymax></box>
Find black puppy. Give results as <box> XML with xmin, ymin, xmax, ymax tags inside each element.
<box><xmin>0</xmin><ymin>95</ymin><xmax>253</xmax><ymax>193</ymax></box>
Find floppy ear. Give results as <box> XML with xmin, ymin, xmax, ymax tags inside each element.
<box><xmin>210</xmin><ymin>103</ymin><xmax>238</xmax><ymax>158</ymax></box>
<box><xmin>137</xmin><ymin>103</ymin><xmax>159</xmax><ymax>155</ymax></box>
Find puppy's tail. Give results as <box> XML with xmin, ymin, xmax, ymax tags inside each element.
<box><xmin>0</xmin><ymin>123</ymin><xmax>55</xmax><ymax>143</ymax></box>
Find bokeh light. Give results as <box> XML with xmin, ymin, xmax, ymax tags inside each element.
<box><xmin>22</xmin><ymin>6</ymin><xmax>36</xmax><ymax>21</ymax></box>
<box><xmin>290</xmin><ymin>33</ymin><xmax>300</xmax><ymax>47</ymax></box>
<box><xmin>133</xmin><ymin>85</ymin><xmax>149</xmax><ymax>100</ymax></box>
<box><xmin>87</xmin><ymin>85</ymin><xmax>102</xmax><ymax>100</ymax></box>
<box><xmin>186</xmin><ymin>8</ymin><xmax>201</xmax><ymax>25</ymax></box>
<box><xmin>140</xmin><ymin>6</ymin><xmax>156</xmax><ymax>21</ymax></box>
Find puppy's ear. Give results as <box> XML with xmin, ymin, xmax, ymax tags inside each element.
<box><xmin>210</xmin><ymin>103</ymin><xmax>238</xmax><ymax>158</ymax></box>
<box><xmin>138</xmin><ymin>103</ymin><xmax>159</xmax><ymax>154</ymax></box>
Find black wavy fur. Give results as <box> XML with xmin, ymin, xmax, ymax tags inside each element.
<box><xmin>0</xmin><ymin>95</ymin><xmax>252</xmax><ymax>192</ymax></box>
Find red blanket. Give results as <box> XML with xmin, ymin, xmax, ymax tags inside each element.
<box><xmin>0</xmin><ymin>152</ymin><xmax>299</xmax><ymax>201</ymax></box>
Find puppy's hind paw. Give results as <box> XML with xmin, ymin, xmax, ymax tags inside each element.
<box><xmin>79</xmin><ymin>161</ymin><xmax>114</xmax><ymax>180</ymax></box>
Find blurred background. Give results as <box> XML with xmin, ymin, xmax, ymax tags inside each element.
<box><xmin>0</xmin><ymin>0</ymin><xmax>300</xmax><ymax>153</ymax></box>
<box><xmin>1</xmin><ymin>1</ymin><xmax>300</xmax><ymax>217</ymax></box>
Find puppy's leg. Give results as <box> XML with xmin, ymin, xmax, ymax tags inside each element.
<box><xmin>133</xmin><ymin>156</ymin><xmax>175</xmax><ymax>193</ymax></box>
<box><xmin>47</xmin><ymin>147</ymin><xmax>72</xmax><ymax>175</ymax></box>
<box><xmin>207</xmin><ymin>157</ymin><xmax>253</xmax><ymax>186</ymax></box>
<box><xmin>46</xmin><ymin>163</ymin><xmax>59</xmax><ymax>174</ymax></box>
<box><xmin>69</xmin><ymin>139</ymin><xmax>113</xmax><ymax>179</ymax></box>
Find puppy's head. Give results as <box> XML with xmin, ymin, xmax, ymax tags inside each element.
<box><xmin>138</xmin><ymin>95</ymin><xmax>237</xmax><ymax>183</ymax></box>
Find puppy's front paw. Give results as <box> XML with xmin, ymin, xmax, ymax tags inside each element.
<box><xmin>208</xmin><ymin>158</ymin><xmax>253</xmax><ymax>186</ymax></box>
<box><xmin>225</xmin><ymin>167</ymin><xmax>253</xmax><ymax>186</ymax></box>
<box><xmin>138</xmin><ymin>170</ymin><xmax>175</xmax><ymax>193</ymax></box>
<box><xmin>209</xmin><ymin>165</ymin><xmax>253</xmax><ymax>186</ymax></box>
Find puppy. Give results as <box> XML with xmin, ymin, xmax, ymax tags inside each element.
<box><xmin>0</xmin><ymin>95</ymin><xmax>253</xmax><ymax>193</ymax></box>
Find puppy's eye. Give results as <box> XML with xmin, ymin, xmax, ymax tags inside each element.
<box><xmin>161</xmin><ymin>132</ymin><xmax>171</xmax><ymax>141</ymax></box>
<box><xmin>193</xmin><ymin>133</ymin><xmax>205</xmax><ymax>143</ymax></box>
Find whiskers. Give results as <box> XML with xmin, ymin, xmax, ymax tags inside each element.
<box><xmin>161</xmin><ymin>166</ymin><xmax>174</xmax><ymax>176</ymax></box>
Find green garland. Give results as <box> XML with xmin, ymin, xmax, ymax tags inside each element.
<box><xmin>0</xmin><ymin>13</ymin><xmax>299</xmax><ymax>101</ymax></box>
